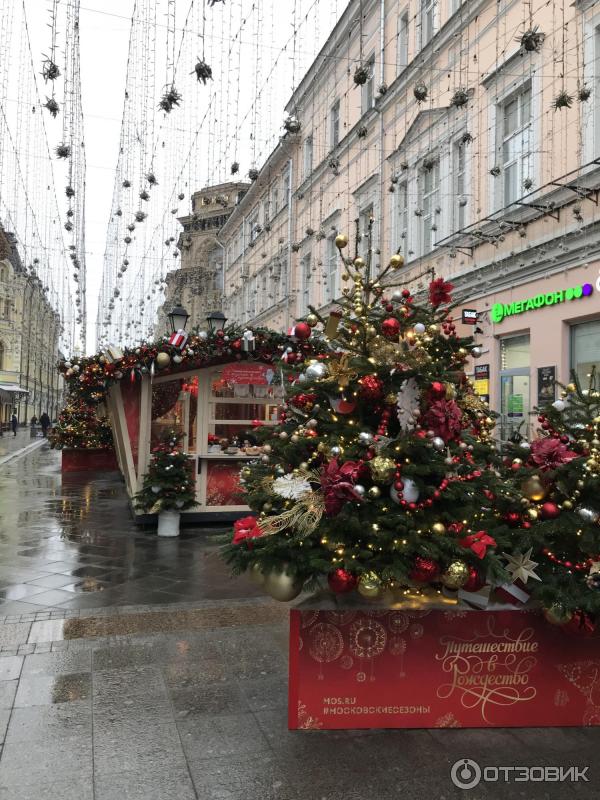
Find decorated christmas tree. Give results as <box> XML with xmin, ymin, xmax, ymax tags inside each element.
<box><xmin>224</xmin><ymin>231</ymin><xmax>521</xmax><ymax>603</ymax></box>
<box><xmin>49</xmin><ymin>397</ymin><xmax>113</xmax><ymax>450</ymax></box>
<box><xmin>501</xmin><ymin>372</ymin><xmax>600</xmax><ymax>629</ymax></box>
<box><xmin>135</xmin><ymin>430</ymin><xmax>197</xmax><ymax>513</ymax></box>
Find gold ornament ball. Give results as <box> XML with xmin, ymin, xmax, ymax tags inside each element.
<box><xmin>440</xmin><ymin>560</ymin><xmax>470</xmax><ymax>589</ymax></box>
<box><xmin>566</xmin><ymin>383</ymin><xmax>577</xmax><ymax>393</ymax></box>
<box><xmin>543</xmin><ymin>604</ymin><xmax>573</xmax><ymax>626</ymax></box>
<box><xmin>155</xmin><ymin>351</ymin><xmax>171</xmax><ymax>369</ymax></box>
<box><xmin>527</xmin><ymin>508</ymin><xmax>538</xmax><ymax>521</ymax></box>
<box><xmin>248</xmin><ymin>562</ymin><xmax>266</xmax><ymax>587</ymax></box>
<box><xmin>369</xmin><ymin>456</ymin><xmax>396</xmax><ymax>484</ymax></box>
<box><xmin>521</xmin><ymin>475</ymin><xmax>547</xmax><ymax>502</ymax></box>
<box><xmin>593</xmin><ymin>416</ymin><xmax>600</xmax><ymax>425</ymax></box>
<box><xmin>354</xmin><ymin>257</ymin><xmax>366</xmax><ymax>269</ymax></box>
<box><xmin>431</xmin><ymin>522</ymin><xmax>446</xmax><ymax>535</ymax></box>
<box><xmin>562</xmin><ymin>500</ymin><xmax>573</xmax><ymax>510</ymax></box>
<box><xmin>335</xmin><ymin>234</ymin><xmax>349</xmax><ymax>249</ymax></box>
<box><xmin>306</xmin><ymin>314</ymin><xmax>318</xmax><ymax>327</ymax></box>
<box><xmin>389</xmin><ymin>254</ymin><xmax>404</xmax><ymax>269</ymax></box>
<box><xmin>357</xmin><ymin>571</ymin><xmax>382</xmax><ymax>599</ymax></box>
<box><xmin>263</xmin><ymin>566</ymin><xmax>303</xmax><ymax>602</ymax></box>
<box><xmin>428</xmin><ymin>324</ymin><xmax>439</xmax><ymax>334</ymax></box>
<box><xmin>367</xmin><ymin>486</ymin><xmax>382</xmax><ymax>500</ymax></box>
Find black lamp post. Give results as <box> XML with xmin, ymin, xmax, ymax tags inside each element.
<box><xmin>167</xmin><ymin>302</ymin><xmax>190</xmax><ymax>334</ymax></box>
<box><xmin>206</xmin><ymin>310</ymin><xmax>227</xmax><ymax>333</ymax></box>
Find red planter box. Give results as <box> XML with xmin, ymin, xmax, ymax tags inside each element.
<box><xmin>61</xmin><ymin>448</ymin><xmax>119</xmax><ymax>473</ymax></box>
<box><xmin>288</xmin><ymin>608</ymin><xmax>600</xmax><ymax>729</ymax></box>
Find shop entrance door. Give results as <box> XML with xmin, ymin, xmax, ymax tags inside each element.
<box><xmin>499</xmin><ymin>334</ymin><xmax>530</xmax><ymax>443</ymax></box>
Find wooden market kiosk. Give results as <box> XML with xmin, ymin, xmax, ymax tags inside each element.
<box><xmin>107</xmin><ymin>359</ymin><xmax>281</xmax><ymax>522</ymax></box>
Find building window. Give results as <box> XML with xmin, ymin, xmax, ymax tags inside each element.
<box><xmin>358</xmin><ymin>205</ymin><xmax>374</xmax><ymax>259</ymax></box>
<box><xmin>500</xmin><ymin>84</ymin><xmax>532</xmax><ymax>206</ymax></box>
<box><xmin>330</xmin><ymin>99</ymin><xmax>340</xmax><ymax>149</ymax></box>
<box><xmin>0</xmin><ymin>341</ymin><xmax>3</xmax><ymax>370</ymax></box>
<box><xmin>361</xmin><ymin>55</ymin><xmax>375</xmax><ymax>115</ymax></box>
<box><xmin>4</xmin><ymin>299</ymin><xmax>9</xmax><ymax>319</ymax></box>
<box><xmin>271</xmin><ymin>182</ymin><xmax>279</xmax><ymax>216</ymax></box>
<box><xmin>326</xmin><ymin>237</ymin><xmax>338</xmax><ymax>301</ymax></box>
<box><xmin>397</xmin><ymin>11</ymin><xmax>409</xmax><ymax>72</ymax></box>
<box><xmin>453</xmin><ymin>140</ymin><xmax>467</xmax><ymax>231</ymax></box>
<box><xmin>420</xmin><ymin>160</ymin><xmax>440</xmax><ymax>254</ymax></box>
<box><xmin>0</xmin><ymin>267</ymin><xmax>5</xmax><ymax>282</ymax></box>
<box><xmin>248</xmin><ymin>210</ymin><xmax>260</xmax><ymax>245</ymax></box>
<box><xmin>394</xmin><ymin>182</ymin><xmax>408</xmax><ymax>254</ymax></box>
<box><xmin>299</xmin><ymin>254</ymin><xmax>311</xmax><ymax>315</ymax></box>
<box><xmin>282</xmin><ymin>166</ymin><xmax>291</xmax><ymax>207</ymax></box>
<box><xmin>420</xmin><ymin>0</ymin><xmax>438</xmax><ymax>47</ymax></box>
<box><xmin>303</xmin><ymin>135</ymin><xmax>313</xmax><ymax>180</ymax></box>
<box><xmin>571</xmin><ymin>320</ymin><xmax>600</xmax><ymax>388</ymax></box>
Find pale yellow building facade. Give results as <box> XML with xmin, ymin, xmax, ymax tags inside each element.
<box><xmin>0</xmin><ymin>226</ymin><xmax>63</xmax><ymax>428</ymax></box>
<box><xmin>218</xmin><ymin>0</ymin><xmax>600</xmax><ymax>439</ymax></box>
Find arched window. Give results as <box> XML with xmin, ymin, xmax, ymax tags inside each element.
<box><xmin>3</xmin><ymin>299</ymin><xmax>9</xmax><ymax>319</ymax></box>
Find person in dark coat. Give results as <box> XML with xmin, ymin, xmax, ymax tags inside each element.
<box><xmin>10</xmin><ymin>413</ymin><xmax>17</xmax><ymax>437</ymax></box>
<box><xmin>40</xmin><ymin>411</ymin><xmax>51</xmax><ymax>437</ymax></box>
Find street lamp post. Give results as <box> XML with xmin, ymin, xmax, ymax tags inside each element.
<box><xmin>205</xmin><ymin>311</ymin><xmax>227</xmax><ymax>334</ymax></box>
<box><xmin>167</xmin><ymin>302</ymin><xmax>190</xmax><ymax>334</ymax></box>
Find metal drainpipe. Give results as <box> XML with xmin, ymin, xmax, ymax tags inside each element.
<box><xmin>285</xmin><ymin>156</ymin><xmax>293</xmax><ymax>332</ymax></box>
<box><xmin>378</xmin><ymin>0</ymin><xmax>386</xmax><ymax>262</ymax></box>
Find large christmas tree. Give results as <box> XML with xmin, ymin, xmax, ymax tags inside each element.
<box><xmin>224</xmin><ymin>233</ymin><xmax>521</xmax><ymax>603</ymax></box>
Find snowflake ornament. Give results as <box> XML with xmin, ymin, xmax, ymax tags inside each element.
<box><xmin>396</xmin><ymin>378</ymin><xmax>420</xmax><ymax>432</ymax></box>
<box><xmin>272</xmin><ymin>474</ymin><xmax>312</xmax><ymax>500</ymax></box>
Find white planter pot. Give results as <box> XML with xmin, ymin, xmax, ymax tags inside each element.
<box><xmin>157</xmin><ymin>510</ymin><xmax>180</xmax><ymax>537</ymax></box>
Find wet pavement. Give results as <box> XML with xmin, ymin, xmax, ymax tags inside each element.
<box><xmin>0</xmin><ymin>446</ymin><xmax>599</xmax><ymax>798</ymax></box>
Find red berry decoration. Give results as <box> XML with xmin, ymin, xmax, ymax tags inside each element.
<box><xmin>292</xmin><ymin>322</ymin><xmax>311</xmax><ymax>340</ymax></box>
<box><xmin>358</xmin><ymin>374</ymin><xmax>384</xmax><ymax>400</ymax></box>
<box><xmin>462</xmin><ymin>566</ymin><xmax>485</xmax><ymax>593</ymax></box>
<box><xmin>540</xmin><ymin>502</ymin><xmax>560</xmax><ymax>520</ymax></box>
<box><xmin>327</xmin><ymin>568</ymin><xmax>358</xmax><ymax>594</ymax></box>
<box><xmin>430</xmin><ymin>381</ymin><xmax>445</xmax><ymax>398</ymax></box>
<box><xmin>409</xmin><ymin>556</ymin><xmax>440</xmax><ymax>583</ymax></box>
<box><xmin>381</xmin><ymin>317</ymin><xmax>400</xmax><ymax>339</ymax></box>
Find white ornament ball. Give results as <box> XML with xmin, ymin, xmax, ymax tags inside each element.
<box><xmin>414</xmin><ymin>323</ymin><xmax>426</xmax><ymax>334</ymax></box>
<box><xmin>577</xmin><ymin>506</ymin><xmax>600</xmax><ymax>524</ymax></box>
<box><xmin>552</xmin><ymin>400</ymin><xmax>566</xmax><ymax>412</ymax></box>
<box><xmin>354</xmin><ymin>484</ymin><xmax>366</xmax><ymax>497</ymax></box>
<box><xmin>172</xmin><ymin>354</ymin><xmax>183</xmax><ymax>364</ymax></box>
<box><xmin>358</xmin><ymin>432</ymin><xmax>373</xmax><ymax>445</ymax></box>
<box><xmin>402</xmin><ymin>477</ymin><xmax>420</xmax><ymax>503</ymax></box>
<box><xmin>151</xmin><ymin>485</ymin><xmax>161</xmax><ymax>494</ymax></box>
<box><xmin>198</xmin><ymin>330</ymin><xmax>208</xmax><ymax>340</ymax></box>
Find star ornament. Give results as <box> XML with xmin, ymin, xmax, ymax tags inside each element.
<box><xmin>502</xmin><ymin>548</ymin><xmax>541</xmax><ymax>584</ymax></box>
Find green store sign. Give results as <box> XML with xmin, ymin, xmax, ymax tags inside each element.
<box><xmin>491</xmin><ymin>283</ymin><xmax>594</xmax><ymax>323</ymax></box>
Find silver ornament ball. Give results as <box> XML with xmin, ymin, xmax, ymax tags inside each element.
<box><xmin>432</xmin><ymin>436</ymin><xmax>445</xmax><ymax>451</ymax></box>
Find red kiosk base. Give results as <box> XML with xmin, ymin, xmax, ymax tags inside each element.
<box><xmin>61</xmin><ymin>448</ymin><xmax>119</xmax><ymax>473</ymax></box>
<box><xmin>288</xmin><ymin>608</ymin><xmax>600</xmax><ymax>729</ymax></box>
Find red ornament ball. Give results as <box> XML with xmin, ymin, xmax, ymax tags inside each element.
<box><xmin>293</xmin><ymin>322</ymin><xmax>311</xmax><ymax>340</ymax></box>
<box><xmin>504</xmin><ymin>511</ymin><xmax>521</xmax><ymax>527</ymax></box>
<box><xmin>462</xmin><ymin>566</ymin><xmax>485</xmax><ymax>593</ymax></box>
<box><xmin>327</xmin><ymin>568</ymin><xmax>358</xmax><ymax>594</ymax></box>
<box><xmin>430</xmin><ymin>381</ymin><xmax>445</xmax><ymax>398</ymax></box>
<box><xmin>381</xmin><ymin>317</ymin><xmax>401</xmax><ymax>339</ymax></box>
<box><xmin>409</xmin><ymin>556</ymin><xmax>440</xmax><ymax>583</ymax></box>
<box><xmin>540</xmin><ymin>502</ymin><xmax>560</xmax><ymax>520</ymax></box>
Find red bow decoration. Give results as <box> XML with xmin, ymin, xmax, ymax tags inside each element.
<box><xmin>429</xmin><ymin>277</ymin><xmax>454</xmax><ymax>307</ymax></box>
<box><xmin>232</xmin><ymin>516</ymin><xmax>263</xmax><ymax>546</ymax></box>
<box><xmin>459</xmin><ymin>531</ymin><xmax>497</xmax><ymax>560</ymax></box>
<box><xmin>320</xmin><ymin>459</ymin><xmax>365</xmax><ymax>516</ymax></box>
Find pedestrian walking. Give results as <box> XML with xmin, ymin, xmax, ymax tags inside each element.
<box><xmin>40</xmin><ymin>411</ymin><xmax>51</xmax><ymax>438</ymax></box>
<box><xmin>10</xmin><ymin>412</ymin><xmax>17</xmax><ymax>437</ymax></box>
<box><xmin>30</xmin><ymin>415</ymin><xmax>38</xmax><ymax>426</ymax></box>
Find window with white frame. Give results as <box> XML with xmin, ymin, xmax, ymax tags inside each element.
<box><xmin>397</xmin><ymin>11</ymin><xmax>409</xmax><ymax>72</ymax></box>
<box><xmin>282</xmin><ymin>166</ymin><xmax>291</xmax><ymax>207</ymax></box>
<box><xmin>420</xmin><ymin>160</ymin><xmax>440</xmax><ymax>255</ymax></box>
<box><xmin>420</xmin><ymin>0</ymin><xmax>438</xmax><ymax>47</ymax></box>
<box><xmin>453</xmin><ymin>140</ymin><xmax>467</xmax><ymax>231</ymax></box>
<box><xmin>500</xmin><ymin>84</ymin><xmax>532</xmax><ymax>206</ymax></box>
<box><xmin>394</xmin><ymin>182</ymin><xmax>408</xmax><ymax>253</ymax></box>
<box><xmin>271</xmin><ymin>181</ymin><xmax>279</xmax><ymax>216</ymax></box>
<box><xmin>303</xmin><ymin>135</ymin><xmax>313</xmax><ymax>180</ymax></box>
<box><xmin>247</xmin><ymin>210</ymin><xmax>260</xmax><ymax>244</ymax></box>
<box><xmin>330</xmin><ymin>99</ymin><xmax>340</xmax><ymax>149</ymax></box>
<box><xmin>361</xmin><ymin>55</ymin><xmax>375</xmax><ymax>115</ymax></box>
<box><xmin>358</xmin><ymin>205</ymin><xmax>374</xmax><ymax>259</ymax></box>
<box><xmin>299</xmin><ymin>253</ymin><xmax>311</xmax><ymax>315</ymax></box>
<box><xmin>326</xmin><ymin>237</ymin><xmax>338</xmax><ymax>301</ymax></box>
<box><xmin>262</xmin><ymin>198</ymin><xmax>270</xmax><ymax>225</ymax></box>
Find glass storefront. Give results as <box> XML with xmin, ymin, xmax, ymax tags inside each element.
<box><xmin>499</xmin><ymin>334</ymin><xmax>530</xmax><ymax>442</ymax></box>
<box><xmin>570</xmin><ymin>320</ymin><xmax>600</xmax><ymax>389</ymax></box>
